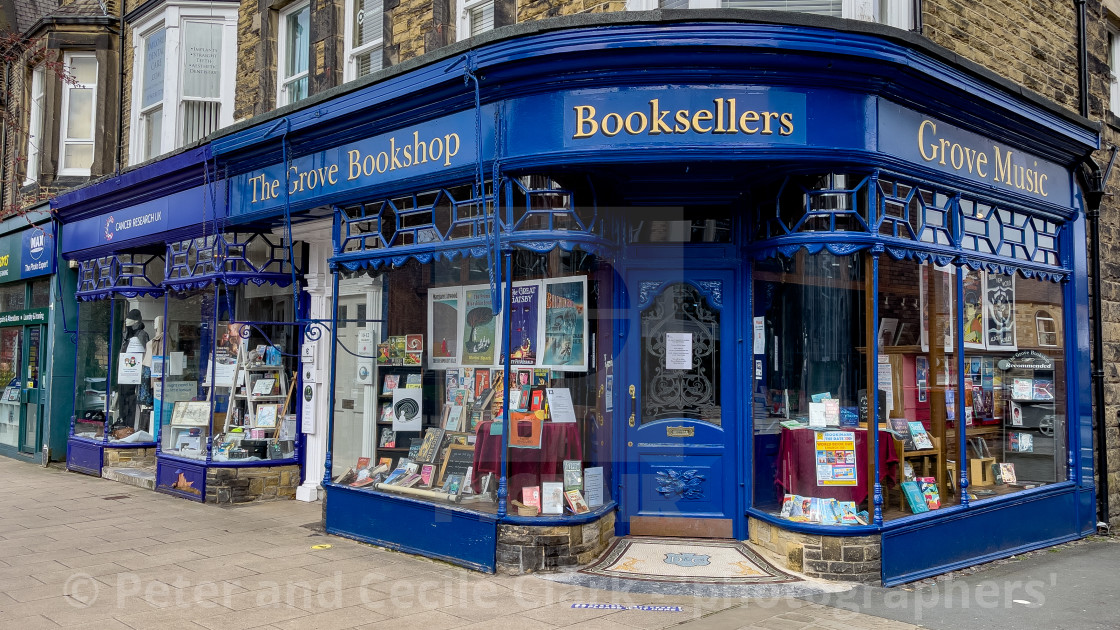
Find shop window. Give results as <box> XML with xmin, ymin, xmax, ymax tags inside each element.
<box><xmin>129</xmin><ymin>2</ymin><xmax>236</xmax><ymax>165</ymax></box>
<box><xmin>1111</xmin><ymin>30</ymin><xmax>1120</xmax><ymax>117</ymax></box>
<box><xmin>59</xmin><ymin>53</ymin><xmax>97</xmax><ymax>176</ymax></box>
<box><xmin>761</xmin><ymin>172</ymin><xmax>869</xmax><ymax>237</ymax></box>
<box><xmin>278</xmin><ymin>2</ymin><xmax>310</xmax><ymax>106</ymax></box>
<box><xmin>626</xmin><ymin>0</ymin><xmax>914</xmax><ymax>28</ymax></box>
<box><xmin>73</xmin><ymin>296</ymin><xmax>164</xmax><ymax>443</ymax></box>
<box><xmin>1036</xmin><ymin>311</ymin><xmax>1058</xmax><ymax>347</ymax></box>
<box><xmin>330</xmin><ymin>252</ymin><xmax>612</xmax><ymax>517</ymax></box>
<box><xmin>876</xmin><ymin>257</ymin><xmax>959</xmax><ymax>520</ymax></box>
<box><xmin>344</xmin><ymin>0</ymin><xmax>383</xmax><ymax>80</ymax></box>
<box><xmin>456</xmin><ymin>0</ymin><xmax>495</xmax><ymax>40</ymax></box>
<box><xmin>751</xmin><ymin>251</ymin><xmax>872</xmax><ymax>522</ymax></box>
<box><xmin>962</xmin><ymin>272</ymin><xmax>1067</xmax><ymax>497</ymax></box>
<box><xmin>138</xmin><ymin>26</ymin><xmax>166</xmax><ymax>163</ymax></box>
<box><xmin>0</xmin><ymin>284</ymin><xmax>26</xmax><ymax>311</ymax></box>
<box><xmin>24</xmin><ymin>65</ymin><xmax>45</xmax><ymax>185</ymax></box>
<box><xmin>29</xmin><ymin>279</ymin><xmax>50</xmax><ymax>309</ymax></box>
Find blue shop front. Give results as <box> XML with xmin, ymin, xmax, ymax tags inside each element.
<box><xmin>55</xmin><ymin>148</ymin><xmax>308</xmax><ymax>502</ymax></box>
<box><xmin>206</xmin><ymin>16</ymin><xmax>1097</xmax><ymax>583</ymax></box>
<box><xmin>0</xmin><ymin>206</ymin><xmax>73</xmax><ymax>464</ymax></box>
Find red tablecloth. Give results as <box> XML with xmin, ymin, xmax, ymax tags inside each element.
<box><xmin>775</xmin><ymin>427</ymin><xmax>898</xmax><ymax>506</ymax></box>
<box><xmin>471</xmin><ymin>420</ymin><xmax>582</xmax><ymax>495</ymax></box>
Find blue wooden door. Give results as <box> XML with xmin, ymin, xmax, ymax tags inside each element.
<box><xmin>620</xmin><ymin>264</ymin><xmax>740</xmax><ymax>538</ymax></box>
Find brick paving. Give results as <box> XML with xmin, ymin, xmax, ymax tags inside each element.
<box><xmin>0</xmin><ymin>458</ymin><xmax>921</xmax><ymax>629</ymax></box>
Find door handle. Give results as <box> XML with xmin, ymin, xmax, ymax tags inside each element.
<box><xmin>628</xmin><ymin>385</ymin><xmax>636</xmax><ymax>427</ymax></box>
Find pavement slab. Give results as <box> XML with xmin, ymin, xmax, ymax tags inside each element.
<box><xmin>11</xmin><ymin>456</ymin><xmax>1108</xmax><ymax>630</ymax></box>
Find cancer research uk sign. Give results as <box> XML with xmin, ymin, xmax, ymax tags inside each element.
<box><xmin>0</xmin><ymin>225</ymin><xmax>55</xmax><ymax>283</ymax></box>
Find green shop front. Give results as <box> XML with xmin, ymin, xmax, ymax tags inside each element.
<box><xmin>0</xmin><ymin>207</ymin><xmax>74</xmax><ymax>463</ymax></box>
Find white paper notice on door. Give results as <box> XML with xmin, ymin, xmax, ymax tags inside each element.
<box><xmin>753</xmin><ymin>316</ymin><xmax>765</xmax><ymax>354</ymax></box>
<box><xmin>665</xmin><ymin>333</ymin><xmax>693</xmax><ymax>370</ymax></box>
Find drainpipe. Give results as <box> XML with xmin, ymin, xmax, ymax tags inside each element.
<box><xmin>1077</xmin><ymin>0</ymin><xmax>1089</xmax><ymax>117</ymax></box>
<box><xmin>1080</xmin><ymin>148</ymin><xmax>1116</xmax><ymax>530</ymax></box>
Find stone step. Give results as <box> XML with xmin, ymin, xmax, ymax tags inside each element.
<box><xmin>103</xmin><ymin>467</ymin><xmax>156</xmax><ymax>490</ymax></box>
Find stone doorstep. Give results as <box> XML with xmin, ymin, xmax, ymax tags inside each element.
<box><xmin>102</xmin><ymin>466</ymin><xmax>157</xmax><ymax>490</ymax></box>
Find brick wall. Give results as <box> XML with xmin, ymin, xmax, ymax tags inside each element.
<box><xmin>923</xmin><ymin>0</ymin><xmax>1081</xmax><ymax>111</ymax></box>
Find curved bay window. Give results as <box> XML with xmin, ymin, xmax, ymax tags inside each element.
<box><xmin>158</xmin><ymin>232</ymin><xmax>303</xmax><ymax>464</ymax></box>
<box><xmin>72</xmin><ymin>254</ymin><xmax>165</xmax><ymax>445</ymax></box>
<box><xmin>330</xmin><ymin>249</ymin><xmax>611</xmax><ymax>516</ymax></box>
<box><xmin>752</xmin><ymin>251</ymin><xmax>877</xmax><ymax>525</ymax></box>
<box><xmin>751</xmin><ymin>171</ymin><xmax>1073</xmax><ymax>527</ymax></box>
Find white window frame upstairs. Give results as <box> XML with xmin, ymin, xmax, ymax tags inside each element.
<box><xmin>1110</xmin><ymin>29</ymin><xmax>1120</xmax><ymax>116</ymax></box>
<box><xmin>277</xmin><ymin>1</ymin><xmax>310</xmax><ymax>107</ymax></box>
<box><xmin>625</xmin><ymin>0</ymin><xmax>913</xmax><ymax>29</ymax></box>
<box><xmin>343</xmin><ymin>0</ymin><xmax>384</xmax><ymax>81</ymax></box>
<box><xmin>137</xmin><ymin>24</ymin><xmax>167</xmax><ymax>163</ymax></box>
<box><xmin>456</xmin><ymin>0</ymin><xmax>498</xmax><ymax>41</ymax></box>
<box><xmin>128</xmin><ymin>1</ymin><xmax>237</xmax><ymax>166</ymax></box>
<box><xmin>1035</xmin><ymin>311</ymin><xmax>1058</xmax><ymax>347</ymax></box>
<box><xmin>58</xmin><ymin>53</ymin><xmax>97</xmax><ymax>177</ymax></box>
<box><xmin>24</xmin><ymin>65</ymin><xmax>45</xmax><ymax>185</ymax></box>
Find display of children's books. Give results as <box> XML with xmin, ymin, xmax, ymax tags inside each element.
<box><xmin>838</xmin><ymin>501</ymin><xmax>861</xmax><ymax>525</ymax></box>
<box><xmin>901</xmin><ymin>480</ymin><xmax>930</xmax><ymax>513</ymax></box>
<box><xmin>541</xmin><ymin>481</ymin><xmax>564</xmax><ymax>514</ymax></box>
<box><xmin>779</xmin><ymin>494</ymin><xmax>795</xmax><ymax>517</ymax></box>
<box><xmin>818</xmin><ymin>498</ymin><xmax>839</xmax><ymax>525</ymax></box>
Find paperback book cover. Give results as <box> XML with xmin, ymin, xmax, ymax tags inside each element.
<box><xmin>999</xmin><ymin>462</ymin><xmax>1017</xmax><ymax>484</ymax></box>
<box><xmin>445</xmin><ymin>369</ymin><xmax>459</xmax><ymax>403</ymax></box>
<box><xmin>420</xmin><ymin>464</ymin><xmax>435</xmax><ymax>487</ymax></box>
<box><xmin>563</xmin><ymin>460</ymin><xmax>582</xmax><ymax>491</ymax></box>
<box><xmin>889</xmin><ymin>417</ymin><xmax>915</xmax><ymax>450</ymax></box>
<box><xmin>564</xmin><ymin>489</ymin><xmax>590</xmax><ymax>514</ymax></box>
<box><xmin>1033</xmin><ymin>379</ymin><xmax>1055</xmax><ymax>400</ymax></box>
<box><xmin>509</xmin><ymin>282</ymin><xmax>541</xmax><ymax>366</ymax></box>
<box><xmin>908</xmin><ymin>421</ymin><xmax>934</xmax><ymax>450</ymax></box>
<box><xmin>461</xmin><ymin>288</ymin><xmax>499</xmax><ymax>366</ymax></box>
<box><xmin>1011</xmin><ymin>378</ymin><xmax>1033</xmax><ymax>400</ymax></box>
<box><xmin>779</xmin><ymin>494</ymin><xmax>796</xmax><ymax>518</ymax></box>
<box><xmin>382</xmin><ymin>374</ymin><xmax>400</xmax><ymax>395</ymax></box>
<box><xmin>917</xmin><ymin>476</ymin><xmax>941</xmax><ymax>509</ymax></box>
<box><xmin>522</xmin><ymin>486</ymin><xmax>541</xmax><ymax>510</ymax></box>
<box><xmin>901</xmin><ymin>480</ymin><xmax>930</xmax><ymax>513</ymax></box>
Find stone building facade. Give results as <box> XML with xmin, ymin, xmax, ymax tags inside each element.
<box><xmin>3</xmin><ymin>0</ymin><xmax>1120</xmax><ymax>530</ymax></box>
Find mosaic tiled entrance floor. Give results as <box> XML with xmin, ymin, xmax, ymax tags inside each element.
<box><xmin>581</xmin><ymin>536</ymin><xmax>799</xmax><ymax>585</ymax></box>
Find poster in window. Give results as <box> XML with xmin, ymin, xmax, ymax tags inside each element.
<box><xmin>509</xmin><ymin>281</ymin><xmax>541</xmax><ymax>366</ymax></box>
<box><xmin>460</xmin><ymin>286</ymin><xmax>500</xmax><ymax>366</ymax></box>
<box><xmin>427</xmin><ymin>287</ymin><xmax>461</xmax><ymax>366</ymax></box>
<box><xmin>815</xmin><ymin>431</ymin><xmax>857</xmax><ymax>486</ymax></box>
<box><xmin>919</xmin><ymin>263</ymin><xmax>955</xmax><ymax>353</ymax></box>
<box><xmin>181</xmin><ymin>22</ymin><xmax>222</xmax><ymax>99</ymax></box>
<box><xmin>542</xmin><ymin>276</ymin><xmax>587</xmax><ymax>371</ymax></box>
<box><xmin>962</xmin><ymin>268</ymin><xmax>985</xmax><ymax>350</ymax></box>
<box><xmin>984</xmin><ymin>272</ymin><xmax>1017</xmax><ymax>351</ymax></box>
<box><xmin>117</xmin><ymin>352</ymin><xmax>144</xmax><ymax>385</ymax></box>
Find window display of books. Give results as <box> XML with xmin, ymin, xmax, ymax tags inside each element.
<box><xmin>778</xmin><ymin>494</ymin><xmax>867</xmax><ymax>525</ymax></box>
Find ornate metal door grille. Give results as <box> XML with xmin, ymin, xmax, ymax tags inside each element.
<box><xmin>640</xmin><ymin>282</ymin><xmax>721</xmax><ymax>425</ymax></box>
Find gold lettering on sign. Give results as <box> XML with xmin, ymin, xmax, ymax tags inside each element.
<box><xmin>573</xmin><ymin>98</ymin><xmax>796</xmax><ymax>140</ymax></box>
<box><xmin>666</xmin><ymin>426</ymin><xmax>694</xmax><ymax>438</ymax></box>
<box><xmin>245</xmin><ymin>129</ymin><xmax>462</xmax><ymax>206</ymax></box>
<box><xmin>916</xmin><ymin>119</ymin><xmax>1047</xmax><ymax>198</ymax></box>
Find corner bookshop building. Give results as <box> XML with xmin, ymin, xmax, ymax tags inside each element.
<box><xmin>53</xmin><ymin>15</ymin><xmax>1100</xmax><ymax>584</ymax></box>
